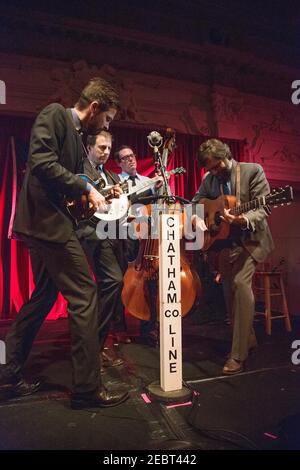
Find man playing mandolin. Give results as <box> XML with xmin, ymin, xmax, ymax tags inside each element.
<box><xmin>193</xmin><ymin>138</ymin><xmax>274</xmax><ymax>375</ymax></box>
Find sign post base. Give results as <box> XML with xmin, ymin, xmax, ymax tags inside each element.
<box><xmin>146</xmin><ymin>380</ymin><xmax>192</xmax><ymax>404</ymax></box>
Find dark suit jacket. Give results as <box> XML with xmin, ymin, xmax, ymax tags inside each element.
<box><xmin>75</xmin><ymin>158</ymin><xmax>121</xmax><ymax>240</ymax></box>
<box><xmin>75</xmin><ymin>159</ymin><xmax>129</xmax><ymax>273</ymax></box>
<box><xmin>13</xmin><ymin>104</ymin><xmax>87</xmax><ymax>243</ymax></box>
<box><xmin>193</xmin><ymin>159</ymin><xmax>275</xmax><ymax>262</ymax></box>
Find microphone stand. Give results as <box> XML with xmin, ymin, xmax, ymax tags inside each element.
<box><xmin>154</xmin><ymin>146</ymin><xmax>174</xmax><ymax>200</ymax></box>
<box><xmin>149</xmin><ymin>142</ymin><xmax>175</xmax><ymax>203</ymax></box>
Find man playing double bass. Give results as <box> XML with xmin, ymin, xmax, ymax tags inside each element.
<box><xmin>114</xmin><ymin>145</ymin><xmax>163</xmax><ymax>347</ymax></box>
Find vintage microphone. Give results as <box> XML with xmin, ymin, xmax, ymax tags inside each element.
<box><xmin>147</xmin><ymin>131</ymin><xmax>163</xmax><ymax>173</ymax></box>
<box><xmin>147</xmin><ymin>130</ymin><xmax>163</xmax><ymax>151</ymax></box>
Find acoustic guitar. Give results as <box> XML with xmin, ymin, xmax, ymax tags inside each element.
<box><xmin>200</xmin><ymin>186</ymin><xmax>293</xmax><ymax>251</ymax></box>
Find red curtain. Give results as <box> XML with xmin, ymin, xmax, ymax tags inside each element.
<box><xmin>0</xmin><ymin>115</ymin><xmax>245</xmax><ymax>320</ymax></box>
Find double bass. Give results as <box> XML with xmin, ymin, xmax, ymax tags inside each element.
<box><xmin>121</xmin><ymin>130</ymin><xmax>201</xmax><ymax>322</ymax></box>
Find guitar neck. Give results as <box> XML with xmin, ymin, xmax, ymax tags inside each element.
<box><xmin>100</xmin><ymin>168</ymin><xmax>182</xmax><ymax>201</ymax></box>
<box><xmin>229</xmin><ymin>196</ymin><xmax>268</xmax><ymax>216</ymax></box>
<box><xmin>126</xmin><ymin>175</ymin><xmax>161</xmax><ymax>197</ymax></box>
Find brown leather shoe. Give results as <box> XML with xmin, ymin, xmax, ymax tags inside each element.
<box><xmin>71</xmin><ymin>386</ymin><xmax>129</xmax><ymax>410</ymax></box>
<box><xmin>222</xmin><ymin>358</ymin><xmax>244</xmax><ymax>375</ymax></box>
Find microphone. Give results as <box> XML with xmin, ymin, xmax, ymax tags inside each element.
<box><xmin>147</xmin><ymin>131</ymin><xmax>163</xmax><ymax>148</ymax></box>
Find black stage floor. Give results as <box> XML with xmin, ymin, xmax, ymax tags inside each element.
<box><xmin>0</xmin><ymin>312</ymin><xmax>300</xmax><ymax>451</ymax></box>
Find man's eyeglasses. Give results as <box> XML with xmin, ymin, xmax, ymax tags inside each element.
<box><xmin>119</xmin><ymin>153</ymin><xmax>136</xmax><ymax>162</ymax></box>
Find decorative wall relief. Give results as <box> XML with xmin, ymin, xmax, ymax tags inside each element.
<box><xmin>272</xmin><ymin>146</ymin><xmax>300</xmax><ymax>164</ymax></box>
<box><xmin>211</xmin><ymin>93</ymin><xmax>243</xmax><ymax>124</ymax></box>
<box><xmin>247</xmin><ymin>109</ymin><xmax>300</xmax><ymax>182</ymax></box>
<box><xmin>180</xmin><ymin>104</ymin><xmax>211</xmax><ymax>135</ymax></box>
<box><xmin>49</xmin><ymin>60</ymin><xmax>148</xmax><ymax>123</ymax></box>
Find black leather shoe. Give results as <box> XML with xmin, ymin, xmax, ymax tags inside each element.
<box><xmin>101</xmin><ymin>349</ymin><xmax>124</xmax><ymax>368</ymax></box>
<box><xmin>11</xmin><ymin>379</ymin><xmax>41</xmax><ymax>397</ymax></box>
<box><xmin>71</xmin><ymin>386</ymin><xmax>129</xmax><ymax>410</ymax></box>
<box><xmin>0</xmin><ymin>365</ymin><xmax>40</xmax><ymax>397</ymax></box>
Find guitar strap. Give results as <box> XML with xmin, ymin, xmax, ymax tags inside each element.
<box><xmin>104</xmin><ymin>169</ymin><xmax>120</xmax><ymax>186</ymax></box>
<box><xmin>236</xmin><ymin>163</ymin><xmax>241</xmax><ymax>204</ymax></box>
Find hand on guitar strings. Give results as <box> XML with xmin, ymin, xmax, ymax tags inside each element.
<box><xmin>106</xmin><ymin>184</ymin><xmax>123</xmax><ymax>201</ymax></box>
<box><xmin>220</xmin><ymin>208</ymin><xmax>248</xmax><ymax>229</ymax></box>
<box><xmin>87</xmin><ymin>186</ymin><xmax>108</xmax><ymax>213</ymax></box>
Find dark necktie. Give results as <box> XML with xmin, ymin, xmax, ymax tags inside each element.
<box><xmin>128</xmin><ymin>175</ymin><xmax>137</xmax><ymax>187</ymax></box>
<box><xmin>97</xmin><ymin>166</ymin><xmax>107</xmax><ymax>187</ymax></box>
<box><xmin>222</xmin><ymin>181</ymin><xmax>230</xmax><ymax>195</ymax></box>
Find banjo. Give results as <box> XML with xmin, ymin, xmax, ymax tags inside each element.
<box><xmin>65</xmin><ymin>167</ymin><xmax>185</xmax><ymax>223</ymax></box>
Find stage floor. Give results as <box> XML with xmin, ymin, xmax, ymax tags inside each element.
<box><xmin>0</xmin><ymin>313</ymin><xmax>299</xmax><ymax>450</ymax></box>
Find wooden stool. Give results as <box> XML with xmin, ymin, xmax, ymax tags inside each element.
<box><xmin>254</xmin><ymin>271</ymin><xmax>292</xmax><ymax>335</ymax></box>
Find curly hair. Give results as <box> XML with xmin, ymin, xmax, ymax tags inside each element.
<box><xmin>197</xmin><ymin>138</ymin><xmax>232</xmax><ymax>167</ymax></box>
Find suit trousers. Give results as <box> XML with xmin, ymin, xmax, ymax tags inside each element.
<box><xmin>81</xmin><ymin>237</ymin><xmax>126</xmax><ymax>351</ymax></box>
<box><xmin>218</xmin><ymin>245</ymin><xmax>257</xmax><ymax>361</ymax></box>
<box><xmin>5</xmin><ymin>233</ymin><xmax>100</xmax><ymax>393</ymax></box>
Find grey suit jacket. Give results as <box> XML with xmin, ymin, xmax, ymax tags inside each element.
<box><xmin>192</xmin><ymin>159</ymin><xmax>275</xmax><ymax>262</ymax></box>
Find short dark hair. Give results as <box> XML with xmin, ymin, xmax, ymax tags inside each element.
<box><xmin>197</xmin><ymin>138</ymin><xmax>232</xmax><ymax>167</ymax></box>
<box><xmin>114</xmin><ymin>145</ymin><xmax>133</xmax><ymax>161</ymax></box>
<box><xmin>86</xmin><ymin>130</ymin><xmax>113</xmax><ymax>147</ymax></box>
<box><xmin>75</xmin><ymin>77</ymin><xmax>120</xmax><ymax>111</ymax></box>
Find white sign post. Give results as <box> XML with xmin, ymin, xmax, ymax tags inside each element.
<box><xmin>0</xmin><ymin>340</ymin><xmax>6</xmax><ymax>364</ymax></box>
<box><xmin>159</xmin><ymin>213</ymin><xmax>182</xmax><ymax>391</ymax></box>
<box><xmin>147</xmin><ymin>211</ymin><xmax>191</xmax><ymax>403</ymax></box>
<box><xmin>0</xmin><ymin>80</ymin><xmax>6</xmax><ymax>104</ymax></box>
